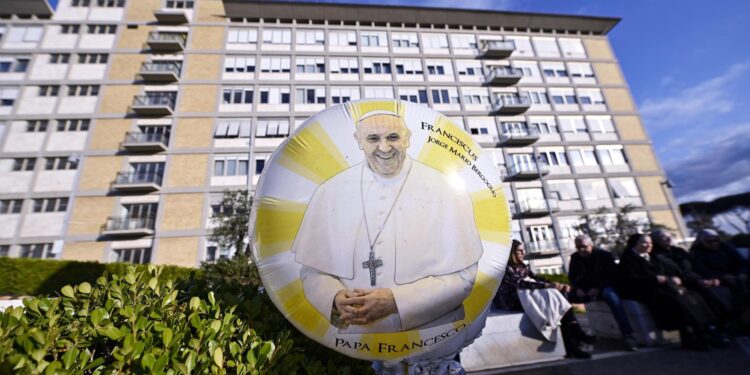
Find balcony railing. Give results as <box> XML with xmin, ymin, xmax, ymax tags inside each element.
<box><xmin>516</xmin><ymin>198</ymin><xmax>560</xmax><ymax>217</ymax></box>
<box><xmin>485</xmin><ymin>66</ymin><xmax>523</xmax><ymax>86</ymax></box>
<box><xmin>153</xmin><ymin>9</ymin><xmax>189</xmax><ymax>24</ymax></box>
<box><xmin>122</xmin><ymin>132</ymin><xmax>169</xmax><ymax>152</ymax></box>
<box><xmin>112</xmin><ymin>172</ymin><xmax>163</xmax><ymax>192</ymax></box>
<box><xmin>102</xmin><ymin>216</ymin><xmax>156</xmax><ymax>236</ymax></box>
<box><xmin>498</xmin><ymin>127</ymin><xmax>540</xmax><ymax>146</ymax></box>
<box><xmin>131</xmin><ymin>94</ymin><xmax>176</xmax><ymax>116</ymax></box>
<box><xmin>479</xmin><ymin>40</ymin><xmax>515</xmax><ymax>59</ymax></box>
<box><xmin>492</xmin><ymin>94</ymin><xmax>531</xmax><ymax>114</ymax></box>
<box><xmin>526</xmin><ymin>239</ymin><xmax>566</xmax><ymax>255</ymax></box>
<box><xmin>147</xmin><ymin>32</ymin><xmax>187</xmax><ymax>51</ymax></box>
<box><xmin>506</xmin><ymin>162</ymin><xmax>549</xmax><ymax>180</ymax></box>
<box><xmin>138</xmin><ymin>62</ymin><xmax>182</xmax><ymax>82</ymax></box>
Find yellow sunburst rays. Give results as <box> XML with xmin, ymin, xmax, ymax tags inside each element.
<box><xmin>416</xmin><ymin>115</ymin><xmax>478</xmax><ymax>175</ymax></box>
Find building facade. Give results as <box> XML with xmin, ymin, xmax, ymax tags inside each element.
<box><xmin>0</xmin><ymin>0</ymin><xmax>686</xmax><ymax>273</ymax></box>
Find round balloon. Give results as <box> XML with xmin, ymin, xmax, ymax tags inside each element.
<box><xmin>251</xmin><ymin>99</ymin><xmax>511</xmax><ymax>362</ymax></box>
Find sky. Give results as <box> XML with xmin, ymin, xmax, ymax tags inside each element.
<box><xmin>47</xmin><ymin>0</ymin><xmax>749</xmax><ymax>203</ymax></box>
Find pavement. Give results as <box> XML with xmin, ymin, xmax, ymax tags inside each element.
<box><xmin>471</xmin><ymin>337</ymin><xmax>750</xmax><ymax>375</ymax></box>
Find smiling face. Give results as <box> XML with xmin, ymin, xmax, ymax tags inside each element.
<box><xmin>636</xmin><ymin>235</ymin><xmax>653</xmax><ymax>255</ymax></box>
<box><xmin>354</xmin><ymin>114</ymin><xmax>411</xmax><ymax>178</ymax></box>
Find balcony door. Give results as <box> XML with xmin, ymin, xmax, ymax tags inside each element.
<box><xmin>511</xmin><ymin>153</ymin><xmax>534</xmax><ymax>171</ymax></box>
<box><xmin>527</xmin><ymin>225</ymin><xmax>555</xmax><ymax>252</ymax></box>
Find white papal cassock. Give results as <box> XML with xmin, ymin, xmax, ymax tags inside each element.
<box><xmin>292</xmin><ymin>157</ymin><xmax>483</xmax><ymax>333</ymax></box>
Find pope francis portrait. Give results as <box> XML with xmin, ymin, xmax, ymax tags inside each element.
<box><xmin>291</xmin><ymin>111</ymin><xmax>483</xmax><ymax>334</ymax></box>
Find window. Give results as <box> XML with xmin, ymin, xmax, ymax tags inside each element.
<box><xmin>609</xmin><ymin>178</ymin><xmax>640</xmax><ymax>198</ymax></box>
<box><xmin>71</xmin><ymin>0</ymin><xmax>91</xmax><ymax>6</ymax></box>
<box><xmin>500</xmin><ymin>122</ymin><xmax>531</xmax><ymax>135</ymax></box>
<box><xmin>222</xmin><ymin>87</ymin><xmax>254</xmax><ymax>104</ymax></box>
<box><xmin>431</xmin><ymin>88</ymin><xmax>459</xmax><ymax>104</ymax></box>
<box><xmin>0</xmin><ymin>199</ymin><xmax>23</xmax><ymax>214</ymax></box>
<box><xmin>20</xmin><ymin>243</ymin><xmax>55</xmax><ymax>259</ymax></box>
<box><xmin>213</xmin><ymin>156</ymin><xmax>249</xmax><ymax>177</ymax></box>
<box><xmin>57</xmin><ymin>119</ymin><xmax>90</xmax><ymax>131</ymax></box>
<box><xmin>0</xmin><ymin>57</ymin><xmax>30</xmax><ymax>73</ymax></box>
<box><xmin>559</xmin><ymin>116</ymin><xmax>587</xmax><ymax>134</ymax></box>
<box><xmin>259</xmin><ymin>87</ymin><xmax>290</xmax><ymax>104</ymax></box>
<box><xmin>568</xmin><ymin>147</ymin><xmax>598</xmax><ymax>166</ymax></box>
<box><xmin>329</xmin><ymin>57</ymin><xmax>359</xmax><ymax>74</ymax></box>
<box><xmin>461</xmin><ymin>88</ymin><xmax>490</xmax><ymax>105</ymax></box>
<box><xmin>395</xmin><ymin>59</ymin><xmax>423</xmax><ymax>75</ymax></box>
<box><xmin>32</xmin><ymin>198</ymin><xmax>68</xmax><ymax>213</ymax></box>
<box><xmin>398</xmin><ymin>88</ymin><xmax>428</xmax><ymax>104</ymax></box>
<box><xmin>165</xmin><ymin>0</ymin><xmax>194</xmax><ymax>8</ymax></box>
<box><xmin>262</xmin><ymin>29</ymin><xmax>292</xmax><ymax>45</ymax></box>
<box><xmin>26</xmin><ymin>120</ymin><xmax>48</xmax><ymax>132</ymax></box>
<box><xmin>95</xmin><ymin>0</ymin><xmax>126</xmax><ymax>7</ymax></box>
<box><xmin>451</xmin><ymin>34</ymin><xmax>477</xmax><ymax>49</ymax></box>
<box><xmin>0</xmin><ymin>245</ymin><xmax>8</xmax><ymax>257</ymax></box>
<box><xmin>540</xmin><ymin>61</ymin><xmax>568</xmax><ymax>78</ymax></box>
<box><xmin>550</xmin><ymin>88</ymin><xmax>578</xmax><ymax>105</ymax></box>
<box><xmin>537</xmin><ymin>149</ymin><xmax>568</xmax><ymax>166</ymax></box>
<box><xmin>12</xmin><ymin>158</ymin><xmax>36</xmax><ymax>171</ymax></box>
<box><xmin>45</xmin><ymin>157</ymin><xmax>76</xmax><ymax>170</ymax></box>
<box><xmin>214</xmin><ymin>119</ymin><xmax>251</xmax><ymax>138</ymax></box>
<box><xmin>296</xmin><ymin>29</ymin><xmax>324</xmax><ymax>45</ymax></box>
<box><xmin>426</xmin><ymin>60</ymin><xmax>452</xmax><ymax>76</ymax></box>
<box><xmin>392</xmin><ymin>32</ymin><xmax>419</xmax><ymax>48</ymax></box>
<box><xmin>205</xmin><ymin>244</ymin><xmax>231</xmax><ymax>263</ymax></box>
<box><xmin>39</xmin><ymin>85</ymin><xmax>60</xmax><ymax>97</ymax></box>
<box><xmin>529</xmin><ymin>118</ymin><xmax>558</xmax><ymax>134</ymax></box>
<box><xmin>578</xmin><ymin>89</ymin><xmax>605</xmax><ymax>105</ymax></box>
<box><xmin>259</xmin><ymin>56</ymin><xmax>291</xmax><ymax>73</ymax></box>
<box><xmin>123</xmin><ymin>203</ymin><xmax>157</xmax><ymax>220</ymax></box>
<box><xmin>7</xmin><ymin>26</ymin><xmax>43</xmax><ymax>42</ymax></box>
<box><xmin>255</xmin><ymin>158</ymin><xmax>266</xmax><ymax>175</ymax></box>
<box><xmin>568</xmin><ymin>63</ymin><xmax>594</xmax><ymax>78</ymax></box>
<box><xmin>87</xmin><ymin>25</ymin><xmax>117</xmax><ymax>34</ymax></box>
<box><xmin>547</xmin><ymin>180</ymin><xmax>579</xmax><ymax>201</ymax></box>
<box><xmin>50</xmin><ymin>53</ymin><xmax>71</xmax><ymax>64</ymax></box>
<box><xmin>256</xmin><ymin>118</ymin><xmax>290</xmax><ymax>138</ymax></box>
<box><xmin>224</xmin><ymin>56</ymin><xmax>256</xmax><ymax>73</ymax></box>
<box><xmin>587</xmin><ymin>116</ymin><xmax>615</xmax><ymax>134</ymax></box>
<box><xmin>532</xmin><ymin>37</ymin><xmax>560</xmax><ymax>57</ymax></box>
<box><xmin>597</xmin><ymin>146</ymin><xmax>627</xmax><ymax>166</ymax></box>
<box><xmin>362</xmin><ymin>58</ymin><xmax>391</xmax><ymax>74</ymax></box>
<box><xmin>329</xmin><ymin>30</ymin><xmax>357</xmax><ymax>46</ymax></box>
<box><xmin>115</xmin><ymin>248</ymin><xmax>152</xmax><ymax>264</ymax></box>
<box><xmin>456</xmin><ymin>60</ymin><xmax>482</xmax><ymax>76</ymax></box>
<box><xmin>295</xmin><ymin>56</ymin><xmax>324</xmax><ymax>73</ymax></box>
<box><xmin>77</xmin><ymin>53</ymin><xmax>108</xmax><ymax>64</ymax></box>
<box><xmin>505</xmin><ymin>36</ymin><xmax>533</xmax><ymax>55</ymax></box>
<box><xmin>361</xmin><ymin>31</ymin><xmax>387</xmax><ymax>47</ymax></box>
<box><xmin>422</xmin><ymin>33</ymin><xmax>448</xmax><ymax>49</ymax></box>
<box><xmin>61</xmin><ymin>25</ymin><xmax>81</xmax><ymax>34</ymax></box>
<box><xmin>68</xmin><ymin>85</ymin><xmax>99</xmax><ymax>96</ymax></box>
<box><xmin>296</xmin><ymin>87</ymin><xmax>325</xmax><ymax>104</ymax></box>
<box><xmin>467</xmin><ymin>118</ymin><xmax>494</xmax><ymax>135</ymax></box>
<box><xmin>558</xmin><ymin>38</ymin><xmax>586</xmax><ymax>58</ymax></box>
<box><xmin>522</xmin><ymin>89</ymin><xmax>550</xmax><ymax>104</ymax></box>
<box><xmin>513</xmin><ymin>61</ymin><xmax>539</xmax><ymax>78</ymax></box>
<box><xmin>227</xmin><ymin>28</ymin><xmax>258</xmax><ymax>45</ymax></box>
<box><xmin>579</xmin><ymin>179</ymin><xmax>610</xmax><ymax>201</ymax></box>
<box><xmin>363</xmin><ymin>86</ymin><xmax>394</xmax><ymax>99</ymax></box>
<box><xmin>0</xmin><ymin>87</ymin><xmax>19</xmax><ymax>107</ymax></box>
<box><xmin>331</xmin><ymin>87</ymin><xmax>360</xmax><ymax>104</ymax></box>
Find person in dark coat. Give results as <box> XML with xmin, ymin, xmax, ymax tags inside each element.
<box><xmin>651</xmin><ymin>230</ymin><xmax>736</xmax><ymax>321</ymax></box>
<box><xmin>689</xmin><ymin>229</ymin><xmax>748</xmax><ymax>306</ymax></box>
<box><xmin>494</xmin><ymin>239</ymin><xmax>594</xmax><ymax>359</ymax></box>
<box><xmin>616</xmin><ymin>233</ymin><xmax>725</xmax><ymax>350</ymax></box>
<box><xmin>568</xmin><ymin>235</ymin><xmax>637</xmax><ymax>350</ymax></box>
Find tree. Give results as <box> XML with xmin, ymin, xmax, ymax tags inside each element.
<box><xmin>577</xmin><ymin>205</ymin><xmax>668</xmax><ymax>258</ymax></box>
<box><xmin>685</xmin><ymin>211</ymin><xmax>721</xmax><ymax>236</ymax></box>
<box><xmin>209</xmin><ymin>189</ymin><xmax>253</xmax><ymax>257</ymax></box>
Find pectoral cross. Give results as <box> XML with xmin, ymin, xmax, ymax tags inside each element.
<box><xmin>362</xmin><ymin>251</ymin><xmax>383</xmax><ymax>286</ymax></box>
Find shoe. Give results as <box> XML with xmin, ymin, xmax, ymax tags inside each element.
<box><xmin>578</xmin><ymin>331</ymin><xmax>597</xmax><ymax>345</ymax></box>
<box><xmin>565</xmin><ymin>346</ymin><xmax>592</xmax><ymax>359</ymax></box>
<box><xmin>623</xmin><ymin>333</ymin><xmax>639</xmax><ymax>351</ymax></box>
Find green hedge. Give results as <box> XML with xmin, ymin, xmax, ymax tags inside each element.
<box><xmin>536</xmin><ymin>273</ymin><xmax>570</xmax><ymax>285</ymax></box>
<box><xmin>0</xmin><ymin>257</ymin><xmax>198</xmax><ymax>297</ymax></box>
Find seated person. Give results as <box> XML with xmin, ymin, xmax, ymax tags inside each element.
<box><xmin>568</xmin><ymin>235</ymin><xmax>637</xmax><ymax>350</ymax></box>
<box><xmin>616</xmin><ymin>233</ymin><xmax>726</xmax><ymax>350</ymax></box>
<box><xmin>689</xmin><ymin>229</ymin><xmax>748</xmax><ymax>306</ymax></box>
<box><xmin>494</xmin><ymin>239</ymin><xmax>594</xmax><ymax>359</ymax></box>
<box><xmin>652</xmin><ymin>230</ymin><xmax>737</xmax><ymax>322</ymax></box>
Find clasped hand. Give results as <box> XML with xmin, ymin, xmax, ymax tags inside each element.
<box><xmin>334</xmin><ymin>288</ymin><xmax>397</xmax><ymax>326</ymax></box>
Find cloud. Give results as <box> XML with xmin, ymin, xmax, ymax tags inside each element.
<box><xmin>639</xmin><ymin>62</ymin><xmax>750</xmax><ymax>128</ymax></box>
<box><xmin>665</xmin><ymin>124</ymin><xmax>750</xmax><ymax>203</ymax></box>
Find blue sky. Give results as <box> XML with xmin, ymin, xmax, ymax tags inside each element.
<box><xmin>47</xmin><ymin>0</ymin><xmax>748</xmax><ymax>202</ymax></box>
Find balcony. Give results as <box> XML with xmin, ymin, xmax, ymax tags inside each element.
<box><xmin>485</xmin><ymin>67</ymin><xmax>523</xmax><ymax>86</ymax></box>
<box><xmin>138</xmin><ymin>62</ymin><xmax>182</xmax><ymax>82</ymax></box>
<box><xmin>131</xmin><ymin>94</ymin><xmax>176</xmax><ymax>116</ymax></box>
<box><xmin>515</xmin><ymin>198</ymin><xmax>560</xmax><ymax>218</ymax></box>
<box><xmin>498</xmin><ymin>128</ymin><xmax>540</xmax><ymax>146</ymax></box>
<box><xmin>111</xmin><ymin>172</ymin><xmax>163</xmax><ymax>192</ymax></box>
<box><xmin>102</xmin><ymin>216</ymin><xmax>155</xmax><ymax>237</ymax></box>
<box><xmin>154</xmin><ymin>9</ymin><xmax>189</xmax><ymax>24</ymax></box>
<box><xmin>526</xmin><ymin>239</ymin><xmax>567</xmax><ymax>255</ymax></box>
<box><xmin>147</xmin><ymin>32</ymin><xmax>187</xmax><ymax>51</ymax></box>
<box><xmin>479</xmin><ymin>40</ymin><xmax>515</xmax><ymax>59</ymax></box>
<box><xmin>122</xmin><ymin>132</ymin><xmax>169</xmax><ymax>152</ymax></box>
<box><xmin>505</xmin><ymin>163</ymin><xmax>549</xmax><ymax>180</ymax></box>
<box><xmin>492</xmin><ymin>95</ymin><xmax>531</xmax><ymax>115</ymax></box>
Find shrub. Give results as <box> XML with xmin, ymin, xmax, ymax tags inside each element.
<box><xmin>0</xmin><ymin>257</ymin><xmax>197</xmax><ymax>297</ymax></box>
<box><xmin>0</xmin><ymin>265</ymin><xmax>290</xmax><ymax>374</ymax></box>
<box><xmin>536</xmin><ymin>273</ymin><xmax>570</xmax><ymax>285</ymax></box>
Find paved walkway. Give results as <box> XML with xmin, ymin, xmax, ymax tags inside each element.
<box><xmin>472</xmin><ymin>337</ymin><xmax>750</xmax><ymax>375</ymax></box>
